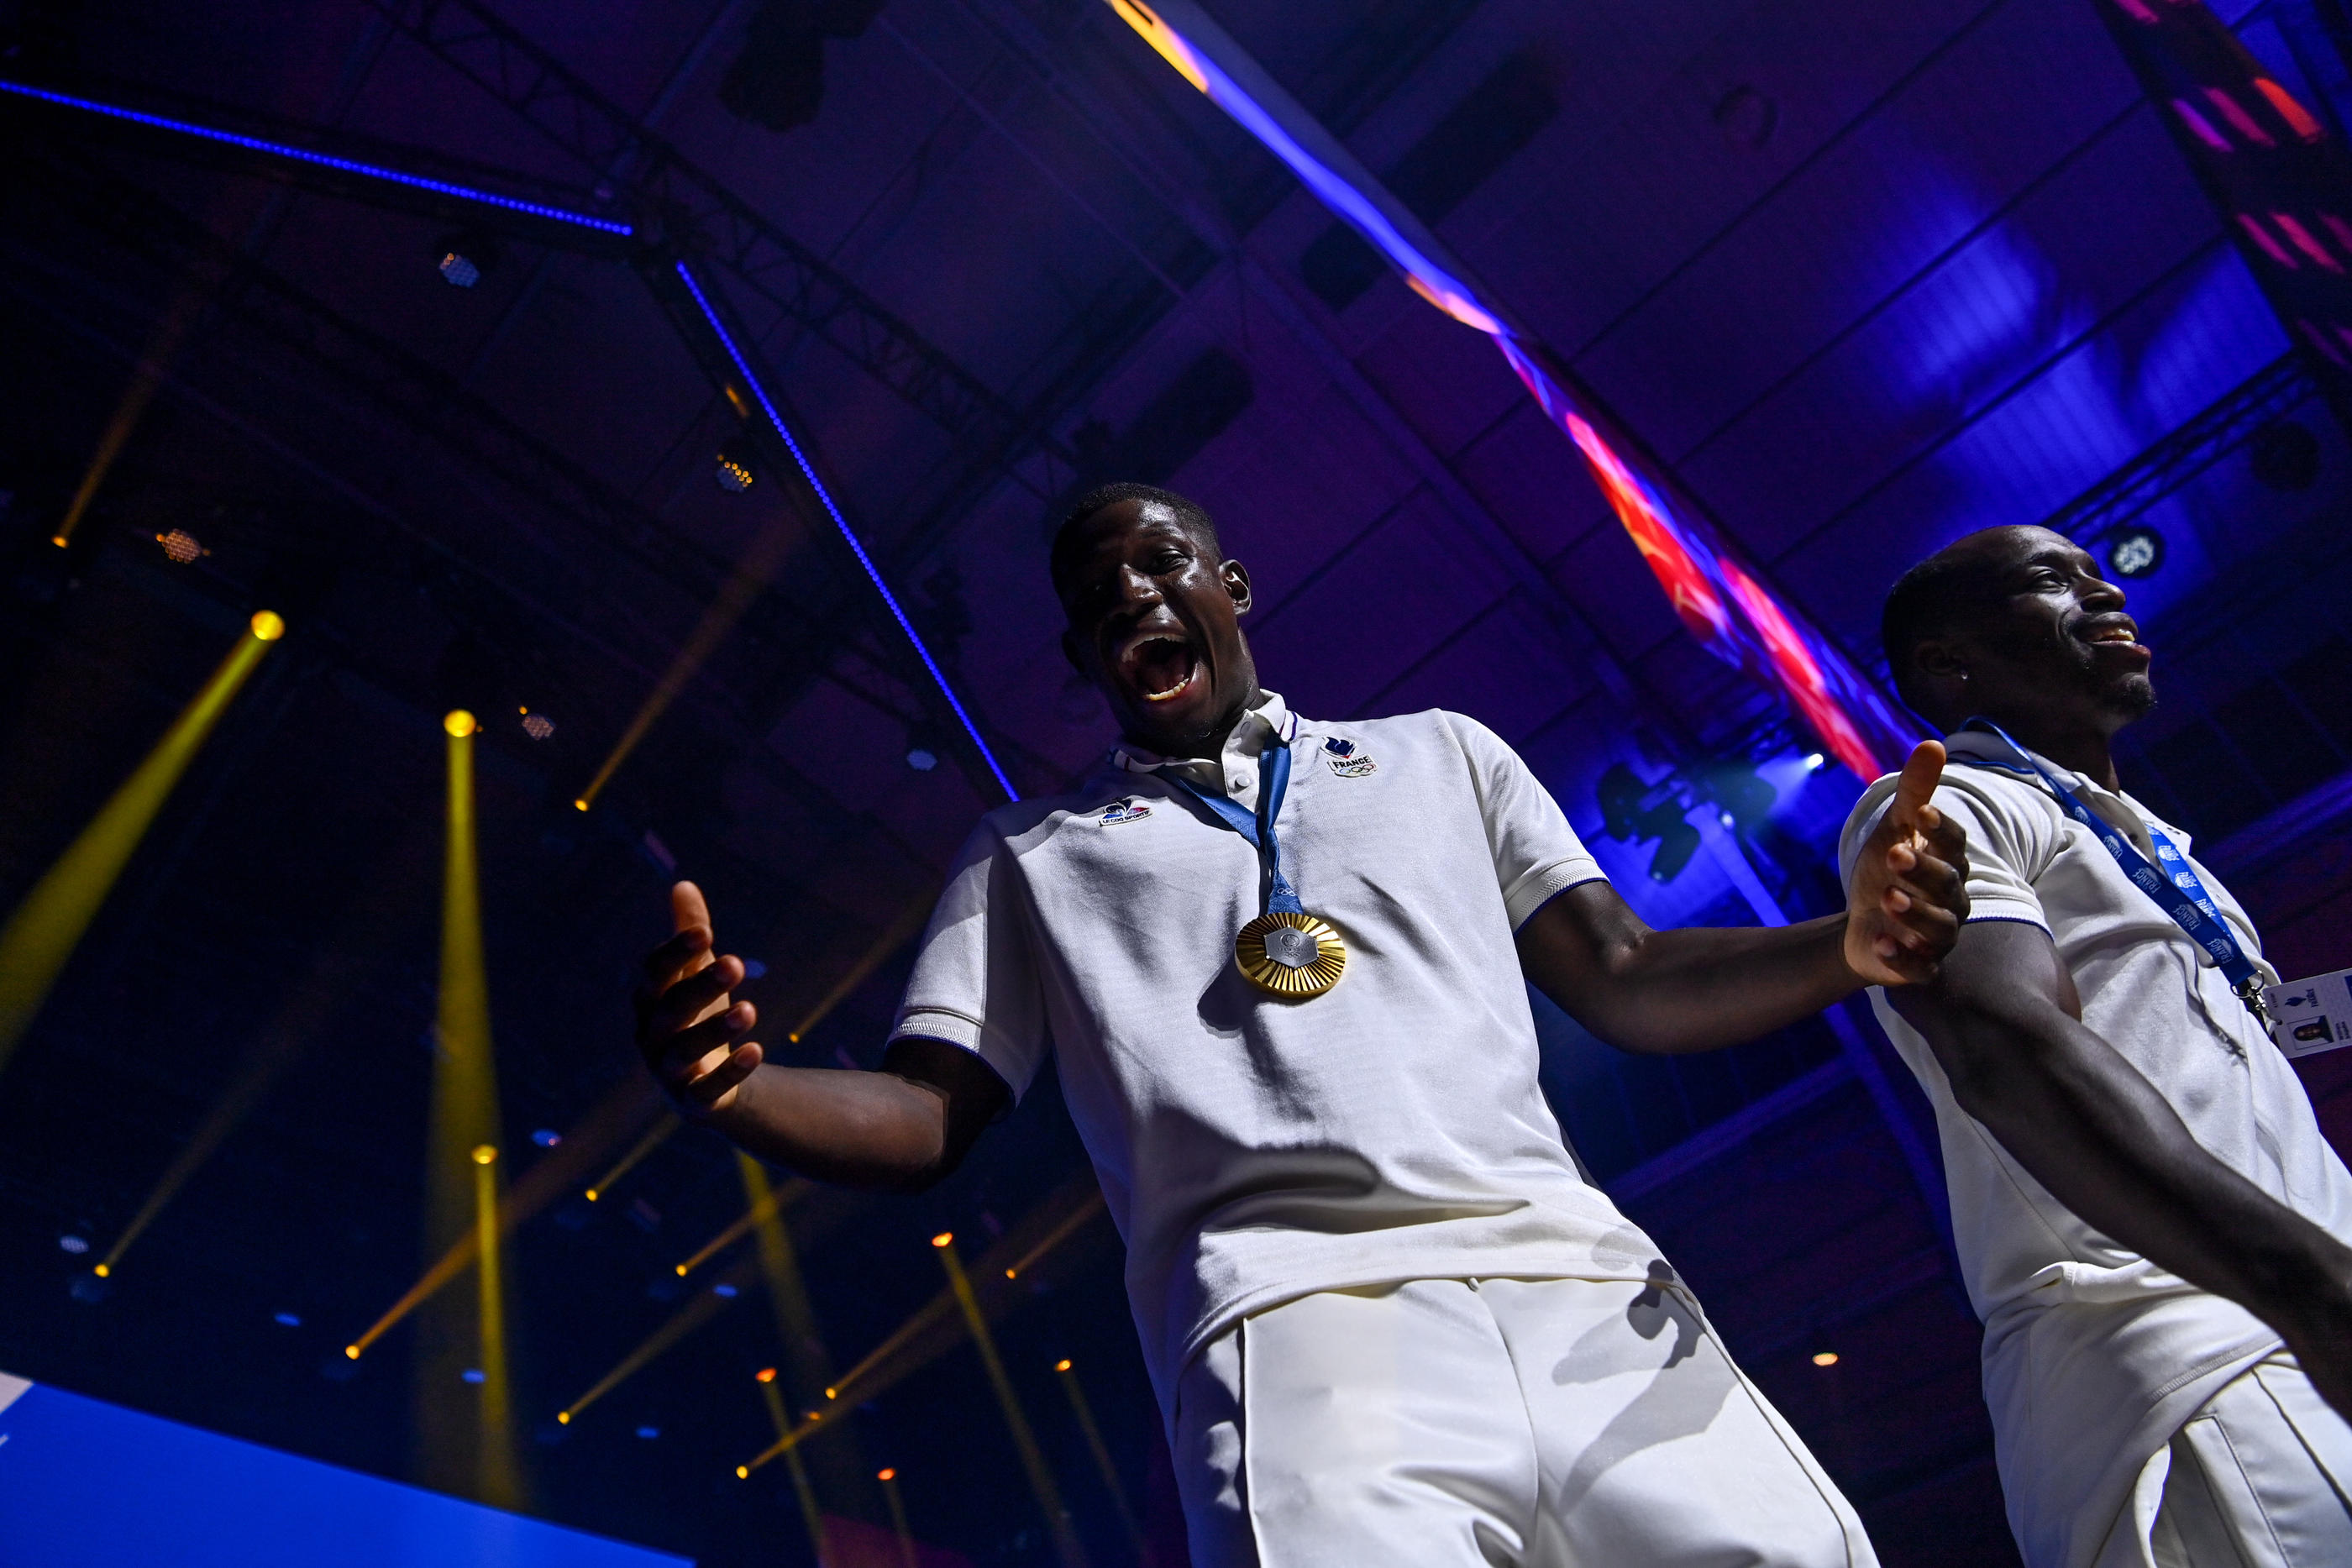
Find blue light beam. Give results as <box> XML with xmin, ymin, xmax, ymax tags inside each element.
<box><xmin>0</xmin><ymin>79</ymin><xmax>633</xmax><ymax>237</ymax></box>
<box><xmin>673</xmin><ymin>260</ymin><xmax>1020</xmax><ymax>802</ymax></box>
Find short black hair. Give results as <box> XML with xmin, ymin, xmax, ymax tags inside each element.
<box><xmin>1880</xmin><ymin>540</ymin><xmax>2005</xmax><ymax>718</ymax></box>
<box><xmin>1047</xmin><ymin>482</ymin><xmax>1221</xmax><ymax>599</ymax></box>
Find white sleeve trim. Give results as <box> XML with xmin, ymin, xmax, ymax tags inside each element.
<box><xmin>1504</xmin><ymin>861</ymin><xmax>1608</xmax><ymax>932</ymax></box>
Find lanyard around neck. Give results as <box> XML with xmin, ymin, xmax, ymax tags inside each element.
<box><xmin>1956</xmin><ymin>719</ymin><xmax>2268</xmax><ymax>1025</ymax></box>
<box><xmin>1158</xmin><ymin>737</ymin><xmax>1305</xmax><ymax>916</ymax></box>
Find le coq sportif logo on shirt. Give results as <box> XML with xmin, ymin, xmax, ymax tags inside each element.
<box><xmin>1323</xmin><ymin>737</ymin><xmax>1377</xmax><ymax>778</ymax></box>
<box><xmin>1099</xmin><ymin>796</ymin><xmax>1152</xmax><ymax>825</ymax></box>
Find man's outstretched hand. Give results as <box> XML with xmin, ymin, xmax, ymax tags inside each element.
<box><xmin>634</xmin><ymin>881</ymin><xmax>764</xmax><ymax>1117</ymax></box>
<box><xmin>1845</xmin><ymin>741</ymin><xmax>1970</xmax><ymax>987</ymax></box>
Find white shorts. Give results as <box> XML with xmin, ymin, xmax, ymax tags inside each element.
<box><xmin>1170</xmin><ymin>1272</ymin><xmax>1877</xmax><ymax>1568</ymax></box>
<box><xmin>2093</xmin><ymin>1352</ymin><xmax>2352</xmax><ymax>1568</ymax></box>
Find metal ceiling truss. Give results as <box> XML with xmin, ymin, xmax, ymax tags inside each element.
<box><xmin>2040</xmin><ymin>350</ymin><xmax>2314</xmax><ymax>543</ymax></box>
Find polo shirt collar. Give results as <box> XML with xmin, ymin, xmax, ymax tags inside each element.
<box><xmin>1945</xmin><ymin>726</ymin><xmax>2166</xmax><ymax>858</ymax></box>
<box><xmin>1111</xmin><ymin>690</ymin><xmax>1296</xmax><ymax>802</ymax></box>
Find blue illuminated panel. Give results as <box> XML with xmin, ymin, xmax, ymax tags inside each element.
<box><xmin>0</xmin><ymin>1371</ymin><xmax>686</xmax><ymax>1568</ymax></box>
<box><xmin>0</xmin><ymin>79</ymin><xmax>634</xmax><ymax>238</ymax></box>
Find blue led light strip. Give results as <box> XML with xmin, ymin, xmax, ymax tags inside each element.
<box><xmin>674</xmin><ymin>261</ymin><xmax>1019</xmax><ymax>802</ymax></box>
<box><xmin>0</xmin><ymin>78</ymin><xmax>634</xmax><ymax>237</ymax></box>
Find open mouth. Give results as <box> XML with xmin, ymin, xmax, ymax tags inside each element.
<box><xmin>1119</xmin><ymin>632</ymin><xmax>1202</xmax><ymax>704</ymax></box>
<box><xmin>2082</xmin><ymin>620</ymin><xmax>2150</xmax><ymax>658</ymax></box>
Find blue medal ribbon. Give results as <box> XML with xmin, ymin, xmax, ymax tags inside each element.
<box><xmin>1957</xmin><ymin>719</ymin><xmax>2271</xmax><ymax>1027</ymax></box>
<box><xmin>1158</xmin><ymin>737</ymin><xmax>1305</xmax><ymax>916</ymax></box>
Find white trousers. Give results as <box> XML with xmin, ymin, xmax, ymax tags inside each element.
<box><xmin>2092</xmin><ymin>1353</ymin><xmax>2352</xmax><ymax>1568</ymax></box>
<box><xmin>1170</xmin><ymin>1274</ymin><xmax>1877</xmax><ymax>1568</ymax></box>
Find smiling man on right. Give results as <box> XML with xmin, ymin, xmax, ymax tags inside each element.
<box><xmin>1846</xmin><ymin>524</ymin><xmax>2352</xmax><ymax>1568</ymax></box>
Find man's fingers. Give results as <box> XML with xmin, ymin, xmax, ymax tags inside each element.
<box><xmin>640</xmin><ymin>926</ymin><xmax>712</xmax><ymax>991</ymax></box>
<box><xmin>672</xmin><ymin>880</ymin><xmax>712</xmax><ymax>936</ymax></box>
<box><xmin>1887</xmin><ymin>739</ymin><xmax>1948</xmax><ymax>829</ymax></box>
<box><xmin>647</xmin><ymin>956</ymin><xmax>743</xmax><ymax>1036</ymax></box>
<box><xmin>655</xmin><ymin>1002</ymin><xmax>756</xmax><ymax>1071</ymax></box>
<box><xmin>680</xmin><ymin>1041</ymin><xmax>763</xmax><ymax>1111</ymax></box>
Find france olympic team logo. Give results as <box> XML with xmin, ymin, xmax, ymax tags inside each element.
<box><xmin>1323</xmin><ymin>737</ymin><xmax>1377</xmax><ymax>778</ymax></box>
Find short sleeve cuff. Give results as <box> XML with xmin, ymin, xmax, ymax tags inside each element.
<box><xmin>1961</xmin><ymin>893</ymin><xmax>2050</xmax><ymax>932</ymax></box>
<box><xmin>1504</xmin><ymin>858</ymin><xmax>1608</xmax><ymax>931</ymax></box>
<box><xmin>889</xmin><ymin>1007</ymin><xmax>1041</xmax><ymax>1100</ymax></box>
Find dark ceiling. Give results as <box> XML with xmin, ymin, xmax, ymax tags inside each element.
<box><xmin>3</xmin><ymin>0</ymin><xmax>2351</xmax><ymax>1563</ymax></box>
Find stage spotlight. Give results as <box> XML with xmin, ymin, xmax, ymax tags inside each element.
<box><xmin>906</xmin><ymin>746</ymin><xmax>938</xmax><ymax>772</ymax></box>
<box><xmin>433</xmin><ymin>233</ymin><xmax>500</xmax><ymax>289</ymax></box>
<box><xmin>532</xmin><ymin>1129</ymin><xmax>562</xmax><ymax>1147</ymax></box>
<box><xmin>92</xmin><ymin>1263</ymin><xmax>110</xmax><ymax>1277</ymax></box>
<box><xmin>462</xmin><ymin>1368</ymin><xmax>487</xmax><ymax>1384</ymax></box>
<box><xmin>1803</xmin><ymin>753</ymin><xmax>1826</xmax><ymax>771</ymax></box>
<box><xmin>932</xmin><ymin>1232</ymin><xmax>953</xmax><ymax>1249</ymax></box>
<box><xmin>878</xmin><ymin>1467</ymin><xmax>896</xmax><ymax>1481</ymax></box>
<box><xmin>736</xmin><ymin>1466</ymin><xmax>750</xmax><ymax>1480</ymax></box>
<box><xmin>713</xmin><ymin>1283</ymin><xmax>738</xmax><ymax>1298</ymax></box>
<box><xmin>522</xmin><ymin>713</ymin><xmax>555</xmax><ymax>741</ymax></box>
<box><xmin>1812</xmin><ymin>1351</ymin><xmax>1840</xmax><ymax>1367</ymax></box>
<box><xmin>2250</xmin><ymin>418</ymin><xmax>2320</xmax><ymax>490</ymax></box>
<box><xmin>1054</xmin><ymin>1359</ymin><xmax>1071</xmax><ymax>1373</ymax></box>
<box><xmin>155</xmin><ymin>528</ymin><xmax>206</xmax><ymax>564</ymax></box>
<box><xmin>275</xmin><ymin>1311</ymin><xmax>302</xmax><ymax>1327</ymax></box>
<box><xmin>445</xmin><ymin>710</ymin><xmax>478</xmax><ymax>739</ymax></box>
<box><xmin>636</xmin><ymin>1426</ymin><xmax>659</xmax><ymax>1440</ymax></box>
<box><xmin>756</xmin><ymin>1367</ymin><xmax>778</xmax><ymax>1383</ymax></box>
<box><xmin>714</xmin><ymin>437</ymin><xmax>758</xmax><ymax>494</ymax></box>
<box><xmin>58</xmin><ymin>1234</ymin><xmax>87</xmax><ymax>1254</ymax></box>
<box><xmin>471</xmin><ymin>1144</ymin><xmax>497</xmax><ymax>1165</ymax></box>
<box><xmin>2103</xmin><ymin>525</ymin><xmax>2165</xmax><ymax>580</ymax></box>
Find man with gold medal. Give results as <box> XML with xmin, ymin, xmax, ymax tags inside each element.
<box><xmin>633</xmin><ymin>484</ymin><xmax>1971</xmax><ymax>1566</ymax></box>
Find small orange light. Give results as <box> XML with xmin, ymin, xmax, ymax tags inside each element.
<box><xmin>675</xmin><ymin>1264</ymin><xmax>688</xmax><ymax>1276</ymax></box>
<box><xmin>1005</xmin><ymin>1268</ymin><xmax>1017</xmax><ymax>1279</ymax></box>
<box><xmin>755</xmin><ymin>1367</ymin><xmax>777</xmax><ymax>1383</ymax></box>
<box><xmin>344</xmin><ymin>1345</ymin><xmax>360</xmax><ymax>1361</ymax></box>
<box><xmin>877</xmin><ymin>1467</ymin><xmax>896</xmax><ymax>1481</ymax></box>
<box><xmin>573</xmin><ymin>799</ymin><xmax>589</xmax><ymax>812</ymax></box>
<box><xmin>786</xmin><ymin>1032</ymin><xmax>801</xmax><ymax>1043</ymax></box>
<box><xmin>806</xmin><ymin>1410</ymin><xmax>822</xmax><ymax>1421</ymax></box>
<box><xmin>557</xmin><ymin>1411</ymin><xmax>571</xmax><ymax>1424</ymax></box>
<box><xmin>1812</xmin><ymin>1351</ymin><xmax>1840</xmax><ymax>1367</ymax></box>
<box><xmin>50</xmin><ymin>535</ymin><xmax>67</xmax><ymax>548</ymax></box>
<box><xmin>931</xmin><ymin>1232</ymin><xmax>953</xmax><ymax>1249</ymax></box>
<box><xmin>444</xmin><ymin>710</ymin><xmax>476</xmax><ymax>738</ymax></box>
<box><xmin>736</xmin><ymin>1465</ymin><xmax>749</xmax><ymax>1480</ymax></box>
<box><xmin>92</xmin><ymin>1263</ymin><xmax>111</xmax><ymax>1278</ymax></box>
<box><xmin>824</xmin><ymin>1387</ymin><xmax>836</xmax><ymax>1400</ymax></box>
<box><xmin>585</xmin><ymin>1188</ymin><xmax>600</xmax><ymax>1202</ymax></box>
<box><xmin>470</xmin><ymin>1144</ymin><xmax>496</xmax><ymax>1165</ymax></box>
<box><xmin>248</xmin><ymin>610</ymin><xmax>285</xmax><ymax>641</ymax></box>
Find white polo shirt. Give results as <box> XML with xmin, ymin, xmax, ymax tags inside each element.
<box><xmin>891</xmin><ymin>693</ymin><xmax>1668</xmax><ymax>1409</ymax></box>
<box><xmin>1840</xmin><ymin>729</ymin><xmax>2352</xmax><ymax>1568</ymax></box>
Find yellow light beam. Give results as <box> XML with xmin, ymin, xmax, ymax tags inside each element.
<box><xmin>786</xmin><ymin>889</ymin><xmax>937</xmax><ymax>1044</ymax></box>
<box><xmin>571</xmin><ymin>513</ymin><xmax>800</xmax><ymax>814</ymax></box>
<box><xmin>343</xmin><ymin>1075</ymin><xmax>660</xmax><ymax>1360</ymax></box>
<box><xmin>50</xmin><ymin>291</ymin><xmax>203</xmax><ymax>548</ymax></box>
<box><xmin>879</xmin><ymin>1468</ymin><xmax>920</xmax><ymax>1568</ymax></box>
<box><xmin>585</xmin><ymin>1113</ymin><xmax>680</xmax><ymax>1204</ymax></box>
<box><xmin>559</xmin><ymin>1255</ymin><xmax>759</xmax><ymax>1424</ymax></box>
<box><xmin>936</xmin><ymin>1235</ymin><xmax>1090</xmax><ymax>1568</ymax></box>
<box><xmin>733</xmin><ymin>1182</ymin><xmax>1108</xmax><ymax>1476</ymax></box>
<box><xmin>753</xmin><ymin>1378</ymin><xmax>835</xmax><ymax>1565</ymax></box>
<box><xmin>416</xmin><ymin>711</ymin><xmax>521</xmax><ymax>1508</ymax></box>
<box><xmin>0</xmin><ymin>611</ymin><xmax>283</xmax><ymax>1071</ymax></box>
<box><xmin>472</xmin><ymin>1144</ymin><xmax>520</xmax><ymax>1510</ymax></box>
<box><xmin>1056</xmin><ymin>1360</ymin><xmax>1145</xmax><ymax>1556</ymax></box>
<box><xmin>673</xmin><ymin>1167</ymin><xmax>812</xmax><ymax>1279</ymax></box>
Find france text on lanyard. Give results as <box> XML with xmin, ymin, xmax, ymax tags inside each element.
<box><xmin>1158</xmin><ymin>736</ymin><xmax>1347</xmax><ymax>999</ymax></box>
<box><xmin>1959</xmin><ymin>719</ymin><xmax>2270</xmax><ymax>1029</ymax></box>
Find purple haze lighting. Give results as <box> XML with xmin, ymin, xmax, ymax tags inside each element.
<box><xmin>0</xmin><ymin>79</ymin><xmax>633</xmax><ymax>237</ymax></box>
<box><xmin>671</xmin><ymin>260</ymin><xmax>1019</xmax><ymax>801</ymax></box>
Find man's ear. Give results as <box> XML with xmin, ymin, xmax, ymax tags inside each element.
<box><xmin>1221</xmin><ymin>559</ymin><xmax>1252</xmax><ymax>615</ymax></box>
<box><xmin>1914</xmin><ymin>637</ymin><xmax>1966</xmax><ymax>682</ymax></box>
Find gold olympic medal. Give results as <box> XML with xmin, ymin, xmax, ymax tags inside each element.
<box><xmin>1235</xmin><ymin>910</ymin><xmax>1347</xmax><ymax>998</ymax></box>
